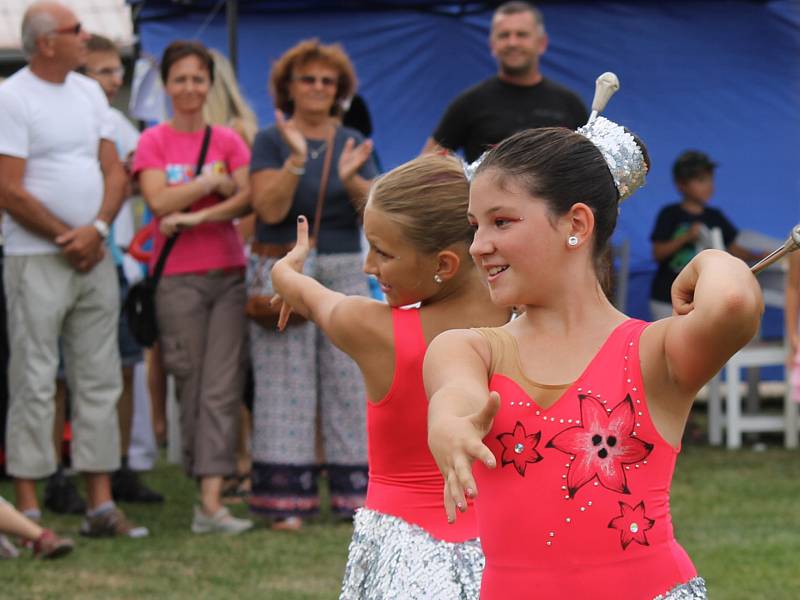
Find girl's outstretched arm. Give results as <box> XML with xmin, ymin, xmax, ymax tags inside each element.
<box><xmin>271</xmin><ymin>215</ymin><xmax>379</xmax><ymax>354</ymax></box>
<box><xmin>424</xmin><ymin>329</ymin><xmax>499</xmax><ymax>524</ymax></box>
<box><xmin>643</xmin><ymin>249</ymin><xmax>764</xmax><ymax>402</ymax></box>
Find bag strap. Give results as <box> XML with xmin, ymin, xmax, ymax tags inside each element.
<box><xmin>310</xmin><ymin>127</ymin><xmax>335</xmax><ymax>241</ymax></box>
<box><xmin>150</xmin><ymin>125</ymin><xmax>212</xmax><ymax>284</ymax></box>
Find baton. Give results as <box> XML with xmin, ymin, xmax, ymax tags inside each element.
<box><xmin>750</xmin><ymin>225</ymin><xmax>800</xmax><ymax>275</ymax></box>
<box><xmin>586</xmin><ymin>72</ymin><xmax>620</xmax><ymax>126</ymax></box>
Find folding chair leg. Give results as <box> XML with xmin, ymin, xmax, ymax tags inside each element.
<box><xmin>708</xmin><ymin>373</ymin><xmax>723</xmax><ymax>446</ymax></box>
<box><xmin>726</xmin><ymin>365</ymin><xmax>742</xmax><ymax>449</ymax></box>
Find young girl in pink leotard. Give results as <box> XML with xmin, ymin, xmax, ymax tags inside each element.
<box><xmin>425</xmin><ymin>124</ymin><xmax>763</xmax><ymax>599</ymax></box>
<box><xmin>270</xmin><ymin>155</ymin><xmax>509</xmax><ymax>599</ymax></box>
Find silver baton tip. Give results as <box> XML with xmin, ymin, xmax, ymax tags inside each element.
<box><xmin>791</xmin><ymin>224</ymin><xmax>800</xmax><ymax>248</ymax></box>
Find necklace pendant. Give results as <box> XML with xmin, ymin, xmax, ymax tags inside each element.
<box><xmin>308</xmin><ymin>141</ymin><xmax>327</xmax><ymax>161</ymax></box>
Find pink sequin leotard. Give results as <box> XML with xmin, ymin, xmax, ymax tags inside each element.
<box><xmin>339</xmin><ymin>307</ymin><xmax>483</xmax><ymax>598</ymax></box>
<box><xmin>473</xmin><ymin>319</ymin><xmax>699</xmax><ymax>599</ymax></box>
<box><xmin>365</xmin><ymin>307</ymin><xmax>478</xmax><ymax>542</ymax></box>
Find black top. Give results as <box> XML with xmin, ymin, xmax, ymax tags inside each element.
<box><xmin>432</xmin><ymin>76</ymin><xmax>588</xmax><ymax>162</ymax></box>
<box><xmin>649</xmin><ymin>202</ymin><xmax>738</xmax><ymax>303</ymax></box>
<box><xmin>342</xmin><ymin>95</ymin><xmax>373</xmax><ymax>138</ymax></box>
<box><xmin>250</xmin><ymin>125</ymin><xmax>378</xmax><ymax>254</ymax></box>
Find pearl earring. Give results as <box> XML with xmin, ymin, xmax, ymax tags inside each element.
<box><xmin>567</xmin><ymin>235</ymin><xmax>579</xmax><ymax>247</ymax></box>
<box><xmin>434</xmin><ymin>274</ymin><xmax>443</xmax><ymax>284</ymax></box>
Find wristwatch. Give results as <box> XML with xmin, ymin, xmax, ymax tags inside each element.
<box><xmin>92</xmin><ymin>219</ymin><xmax>110</xmax><ymax>240</ymax></box>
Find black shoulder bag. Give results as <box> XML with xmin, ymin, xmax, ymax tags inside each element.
<box><xmin>124</xmin><ymin>125</ymin><xmax>212</xmax><ymax>347</ymax></box>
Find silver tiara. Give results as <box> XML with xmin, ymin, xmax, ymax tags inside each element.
<box><xmin>461</xmin><ymin>153</ymin><xmax>487</xmax><ymax>182</ymax></box>
<box><xmin>576</xmin><ymin>116</ymin><xmax>646</xmax><ymax>202</ymax></box>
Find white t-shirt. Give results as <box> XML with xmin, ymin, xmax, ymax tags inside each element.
<box><xmin>108</xmin><ymin>107</ymin><xmax>140</xmax><ymax>249</ymax></box>
<box><xmin>0</xmin><ymin>67</ymin><xmax>114</xmax><ymax>255</ymax></box>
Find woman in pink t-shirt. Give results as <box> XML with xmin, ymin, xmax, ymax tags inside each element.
<box><xmin>133</xmin><ymin>41</ymin><xmax>253</xmax><ymax>535</ymax></box>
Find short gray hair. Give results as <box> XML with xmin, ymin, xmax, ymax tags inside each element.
<box><xmin>494</xmin><ymin>1</ymin><xmax>545</xmax><ymax>32</ymax></box>
<box><xmin>21</xmin><ymin>10</ymin><xmax>56</xmax><ymax>58</ymax></box>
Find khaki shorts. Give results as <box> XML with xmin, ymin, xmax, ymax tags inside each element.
<box><xmin>4</xmin><ymin>253</ymin><xmax>121</xmax><ymax>478</ymax></box>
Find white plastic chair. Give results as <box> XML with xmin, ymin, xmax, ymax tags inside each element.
<box><xmin>706</xmin><ymin>229</ymin><xmax>799</xmax><ymax>448</ymax></box>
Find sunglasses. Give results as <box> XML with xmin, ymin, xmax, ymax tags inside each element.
<box><xmin>53</xmin><ymin>22</ymin><xmax>82</xmax><ymax>35</ymax></box>
<box><xmin>294</xmin><ymin>75</ymin><xmax>337</xmax><ymax>87</ymax></box>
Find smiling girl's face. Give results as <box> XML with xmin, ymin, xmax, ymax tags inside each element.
<box><xmin>468</xmin><ymin>170</ymin><xmax>569</xmax><ymax>307</ymax></box>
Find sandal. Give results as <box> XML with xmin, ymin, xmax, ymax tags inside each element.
<box><xmin>271</xmin><ymin>516</ymin><xmax>303</xmax><ymax>531</ymax></box>
<box><xmin>32</xmin><ymin>529</ymin><xmax>74</xmax><ymax>559</ymax></box>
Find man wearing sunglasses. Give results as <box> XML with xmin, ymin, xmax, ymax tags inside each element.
<box><xmin>0</xmin><ymin>2</ymin><xmax>148</xmax><ymax>539</ymax></box>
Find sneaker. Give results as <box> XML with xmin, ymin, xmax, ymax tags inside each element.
<box><xmin>112</xmin><ymin>468</ymin><xmax>164</xmax><ymax>503</ymax></box>
<box><xmin>80</xmin><ymin>506</ymin><xmax>149</xmax><ymax>538</ymax></box>
<box><xmin>191</xmin><ymin>506</ymin><xmax>253</xmax><ymax>535</ymax></box>
<box><xmin>44</xmin><ymin>472</ymin><xmax>86</xmax><ymax>515</ymax></box>
<box><xmin>0</xmin><ymin>534</ymin><xmax>20</xmax><ymax>559</ymax></box>
<box><xmin>32</xmin><ymin>529</ymin><xmax>73</xmax><ymax>560</ymax></box>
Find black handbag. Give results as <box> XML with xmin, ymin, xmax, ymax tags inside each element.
<box><xmin>123</xmin><ymin>125</ymin><xmax>212</xmax><ymax>347</ymax></box>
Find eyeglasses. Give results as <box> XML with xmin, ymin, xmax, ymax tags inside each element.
<box><xmin>52</xmin><ymin>22</ymin><xmax>82</xmax><ymax>36</ymax></box>
<box><xmin>293</xmin><ymin>75</ymin><xmax>337</xmax><ymax>87</ymax></box>
<box><xmin>87</xmin><ymin>66</ymin><xmax>125</xmax><ymax>79</ymax></box>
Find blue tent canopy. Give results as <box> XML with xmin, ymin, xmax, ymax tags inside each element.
<box><xmin>130</xmin><ymin>0</ymin><xmax>800</xmax><ymax>322</ymax></box>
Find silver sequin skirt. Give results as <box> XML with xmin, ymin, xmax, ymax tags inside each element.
<box><xmin>655</xmin><ymin>576</ymin><xmax>707</xmax><ymax>599</ymax></box>
<box><xmin>340</xmin><ymin>508</ymin><xmax>484</xmax><ymax>600</ymax></box>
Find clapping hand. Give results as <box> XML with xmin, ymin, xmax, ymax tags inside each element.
<box><xmin>274</xmin><ymin>109</ymin><xmax>307</xmax><ymax>162</ymax></box>
<box><xmin>338</xmin><ymin>137</ymin><xmax>373</xmax><ymax>183</ymax></box>
<box><xmin>428</xmin><ymin>391</ymin><xmax>501</xmax><ymax>523</ymax></box>
<box><xmin>270</xmin><ymin>215</ymin><xmax>312</xmax><ymax>331</ymax></box>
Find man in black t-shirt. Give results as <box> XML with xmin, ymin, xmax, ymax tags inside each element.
<box><xmin>649</xmin><ymin>150</ymin><xmax>765</xmax><ymax>319</ymax></box>
<box><xmin>422</xmin><ymin>1</ymin><xmax>588</xmax><ymax>162</ymax></box>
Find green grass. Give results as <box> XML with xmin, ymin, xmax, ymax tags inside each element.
<box><xmin>0</xmin><ymin>467</ymin><xmax>351</xmax><ymax>599</ymax></box>
<box><xmin>671</xmin><ymin>446</ymin><xmax>800</xmax><ymax>599</ymax></box>
<box><xmin>1</xmin><ymin>446</ymin><xmax>798</xmax><ymax>599</ymax></box>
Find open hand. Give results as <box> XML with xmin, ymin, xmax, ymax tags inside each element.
<box><xmin>428</xmin><ymin>391</ymin><xmax>500</xmax><ymax>523</ymax></box>
<box><xmin>270</xmin><ymin>215</ymin><xmax>312</xmax><ymax>331</ymax></box>
<box><xmin>338</xmin><ymin>137</ymin><xmax>373</xmax><ymax>183</ymax></box>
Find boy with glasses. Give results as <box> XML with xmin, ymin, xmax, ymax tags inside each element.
<box><xmin>80</xmin><ymin>34</ymin><xmax>164</xmax><ymax>505</ymax></box>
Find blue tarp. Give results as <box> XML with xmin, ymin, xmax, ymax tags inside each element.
<box><xmin>133</xmin><ymin>1</ymin><xmax>800</xmax><ymax>322</ymax></box>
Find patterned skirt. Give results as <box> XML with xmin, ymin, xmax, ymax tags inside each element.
<box><xmin>340</xmin><ymin>508</ymin><xmax>484</xmax><ymax>600</ymax></box>
<box><xmin>248</xmin><ymin>251</ymin><xmax>369</xmax><ymax>519</ymax></box>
